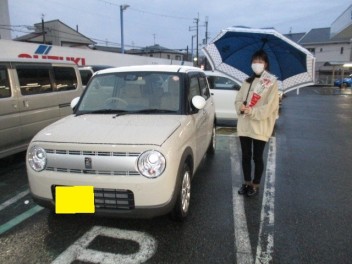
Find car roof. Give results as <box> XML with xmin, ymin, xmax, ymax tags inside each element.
<box><xmin>204</xmin><ymin>70</ymin><xmax>241</xmax><ymax>84</ymax></box>
<box><xmin>95</xmin><ymin>65</ymin><xmax>204</xmax><ymax>75</ymax></box>
<box><xmin>0</xmin><ymin>58</ymin><xmax>76</xmax><ymax>65</ymax></box>
<box><xmin>204</xmin><ymin>70</ymin><xmax>235</xmax><ymax>79</ymax></box>
<box><xmin>79</xmin><ymin>65</ymin><xmax>113</xmax><ymax>72</ymax></box>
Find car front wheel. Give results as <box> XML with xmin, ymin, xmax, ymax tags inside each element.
<box><xmin>171</xmin><ymin>163</ymin><xmax>191</xmax><ymax>221</ymax></box>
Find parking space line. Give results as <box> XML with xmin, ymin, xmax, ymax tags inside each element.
<box><xmin>52</xmin><ymin>226</ymin><xmax>157</xmax><ymax>264</ymax></box>
<box><xmin>227</xmin><ymin>133</ymin><xmax>276</xmax><ymax>264</ymax></box>
<box><xmin>0</xmin><ymin>205</ymin><xmax>44</xmax><ymax>235</ymax></box>
<box><xmin>229</xmin><ymin>135</ymin><xmax>254</xmax><ymax>264</ymax></box>
<box><xmin>0</xmin><ymin>189</ymin><xmax>30</xmax><ymax>212</ymax></box>
<box><xmin>255</xmin><ymin>137</ymin><xmax>276</xmax><ymax>264</ymax></box>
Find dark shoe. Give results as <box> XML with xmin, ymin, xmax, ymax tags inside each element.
<box><xmin>238</xmin><ymin>184</ymin><xmax>249</xmax><ymax>195</ymax></box>
<box><xmin>247</xmin><ymin>186</ymin><xmax>259</xmax><ymax>197</ymax></box>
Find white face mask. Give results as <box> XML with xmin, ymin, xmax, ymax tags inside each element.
<box><xmin>251</xmin><ymin>63</ymin><xmax>265</xmax><ymax>75</ymax></box>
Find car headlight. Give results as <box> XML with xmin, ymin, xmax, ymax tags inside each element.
<box><xmin>28</xmin><ymin>146</ymin><xmax>47</xmax><ymax>172</ymax></box>
<box><xmin>137</xmin><ymin>150</ymin><xmax>166</xmax><ymax>178</ymax></box>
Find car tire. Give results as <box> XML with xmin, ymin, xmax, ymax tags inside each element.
<box><xmin>170</xmin><ymin>163</ymin><xmax>191</xmax><ymax>221</ymax></box>
<box><xmin>207</xmin><ymin>126</ymin><xmax>216</xmax><ymax>155</ymax></box>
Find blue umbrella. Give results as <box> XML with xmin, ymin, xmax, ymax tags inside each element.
<box><xmin>203</xmin><ymin>27</ymin><xmax>315</xmax><ymax>93</ymax></box>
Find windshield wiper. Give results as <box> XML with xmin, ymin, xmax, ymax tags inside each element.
<box><xmin>75</xmin><ymin>109</ymin><xmax>176</xmax><ymax>117</ymax></box>
<box><xmin>75</xmin><ymin>109</ymin><xmax>129</xmax><ymax>116</ymax></box>
<box><xmin>131</xmin><ymin>109</ymin><xmax>177</xmax><ymax>114</ymax></box>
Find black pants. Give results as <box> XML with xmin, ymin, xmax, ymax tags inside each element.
<box><xmin>239</xmin><ymin>136</ymin><xmax>266</xmax><ymax>185</ymax></box>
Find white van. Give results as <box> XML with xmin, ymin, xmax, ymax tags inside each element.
<box><xmin>0</xmin><ymin>59</ymin><xmax>83</xmax><ymax>159</ymax></box>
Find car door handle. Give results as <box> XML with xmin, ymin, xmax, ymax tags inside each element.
<box><xmin>23</xmin><ymin>100</ymin><xmax>29</xmax><ymax>108</ymax></box>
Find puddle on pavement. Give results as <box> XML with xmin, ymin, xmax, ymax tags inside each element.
<box><xmin>216</xmin><ymin>127</ymin><xmax>237</xmax><ymax>136</ymax></box>
<box><xmin>315</xmin><ymin>87</ymin><xmax>352</xmax><ymax>95</ymax></box>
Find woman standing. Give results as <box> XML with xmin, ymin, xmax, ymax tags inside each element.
<box><xmin>235</xmin><ymin>50</ymin><xmax>279</xmax><ymax>197</ymax></box>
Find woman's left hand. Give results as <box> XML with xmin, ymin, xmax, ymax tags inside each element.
<box><xmin>244</xmin><ymin>106</ymin><xmax>252</xmax><ymax>115</ymax></box>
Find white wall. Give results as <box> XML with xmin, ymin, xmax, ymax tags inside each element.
<box><xmin>0</xmin><ymin>0</ymin><xmax>11</xmax><ymax>40</ymax></box>
<box><xmin>306</xmin><ymin>43</ymin><xmax>352</xmax><ymax>63</ymax></box>
<box><xmin>0</xmin><ymin>39</ymin><xmax>192</xmax><ymax>66</ymax></box>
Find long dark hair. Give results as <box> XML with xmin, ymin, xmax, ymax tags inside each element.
<box><xmin>245</xmin><ymin>50</ymin><xmax>270</xmax><ymax>83</ymax></box>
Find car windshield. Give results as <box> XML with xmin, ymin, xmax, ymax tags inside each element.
<box><xmin>77</xmin><ymin>72</ymin><xmax>181</xmax><ymax>114</ymax></box>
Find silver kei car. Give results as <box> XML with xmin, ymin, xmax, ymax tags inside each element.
<box><xmin>26</xmin><ymin>65</ymin><xmax>216</xmax><ymax>221</ymax></box>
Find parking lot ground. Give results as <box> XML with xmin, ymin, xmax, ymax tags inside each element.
<box><xmin>0</xmin><ymin>86</ymin><xmax>352</xmax><ymax>263</ymax></box>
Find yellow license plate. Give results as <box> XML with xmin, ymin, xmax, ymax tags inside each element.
<box><xmin>55</xmin><ymin>186</ymin><xmax>95</xmax><ymax>214</ymax></box>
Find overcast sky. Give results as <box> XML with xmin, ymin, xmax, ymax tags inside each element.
<box><xmin>7</xmin><ymin>0</ymin><xmax>352</xmax><ymax>51</ymax></box>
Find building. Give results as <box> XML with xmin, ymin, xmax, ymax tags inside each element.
<box><xmin>286</xmin><ymin>4</ymin><xmax>352</xmax><ymax>85</ymax></box>
<box><xmin>13</xmin><ymin>19</ymin><xmax>95</xmax><ymax>48</ymax></box>
<box><xmin>0</xmin><ymin>0</ymin><xmax>11</xmax><ymax>40</ymax></box>
<box><xmin>12</xmin><ymin>20</ymin><xmax>188</xmax><ymax>63</ymax></box>
<box><xmin>127</xmin><ymin>44</ymin><xmax>185</xmax><ymax>62</ymax></box>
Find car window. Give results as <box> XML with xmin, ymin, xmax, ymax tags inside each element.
<box><xmin>0</xmin><ymin>66</ymin><xmax>11</xmax><ymax>98</ymax></box>
<box><xmin>161</xmin><ymin>75</ymin><xmax>180</xmax><ymax>111</ymax></box>
<box><xmin>17</xmin><ymin>66</ymin><xmax>53</xmax><ymax>95</ymax></box>
<box><xmin>78</xmin><ymin>72</ymin><xmax>181</xmax><ymax>113</ymax></box>
<box><xmin>189</xmin><ymin>76</ymin><xmax>201</xmax><ymax>99</ymax></box>
<box><xmin>199</xmin><ymin>76</ymin><xmax>210</xmax><ymax>99</ymax></box>
<box><xmin>79</xmin><ymin>69</ymin><xmax>93</xmax><ymax>86</ymax></box>
<box><xmin>208</xmin><ymin>75</ymin><xmax>240</xmax><ymax>91</ymax></box>
<box><xmin>79</xmin><ymin>74</ymin><xmax>117</xmax><ymax>111</ymax></box>
<box><xmin>53</xmin><ymin>67</ymin><xmax>78</xmax><ymax>91</ymax></box>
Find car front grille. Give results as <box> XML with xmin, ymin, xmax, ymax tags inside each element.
<box><xmin>94</xmin><ymin>188</ymin><xmax>135</xmax><ymax>210</ymax></box>
<box><xmin>51</xmin><ymin>186</ymin><xmax>135</xmax><ymax>210</ymax></box>
<box><xmin>45</xmin><ymin>149</ymin><xmax>140</xmax><ymax>176</ymax></box>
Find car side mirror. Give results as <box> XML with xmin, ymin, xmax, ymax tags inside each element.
<box><xmin>192</xmin><ymin>95</ymin><xmax>206</xmax><ymax>110</ymax></box>
<box><xmin>70</xmin><ymin>97</ymin><xmax>80</xmax><ymax>109</ymax></box>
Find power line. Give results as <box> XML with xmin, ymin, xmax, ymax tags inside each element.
<box><xmin>96</xmin><ymin>0</ymin><xmax>193</xmax><ymax>20</ymax></box>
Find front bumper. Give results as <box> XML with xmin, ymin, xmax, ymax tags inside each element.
<box><xmin>31</xmin><ymin>191</ymin><xmax>176</xmax><ymax>219</ymax></box>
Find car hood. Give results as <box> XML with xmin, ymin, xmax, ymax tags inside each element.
<box><xmin>32</xmin><ymin>114</ymin><xmax>183</xmax><ymax>146</ymax></box>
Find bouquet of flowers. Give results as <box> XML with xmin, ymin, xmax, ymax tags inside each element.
<box><xmin>248</xmin><ymin>71</ymin><xmax>276</xmax><ymax>107</ymax></box>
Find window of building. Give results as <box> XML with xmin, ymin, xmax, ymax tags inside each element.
<box><xmin>320</xmin><ymin>48</ymin><xmax>323</xmax><ymax>52</ymax></box>
<box><xmin>307</xmin><ymin>48</ymin><xmax>315</xmax><ymax>55</ymax></box>
<box><xmin>341</xmin><ymin>47</ymin><xmax>344</xmax><ymax>54</ymax></box>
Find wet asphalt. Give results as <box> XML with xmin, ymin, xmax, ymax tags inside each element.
<box><xmin>0</xmin><ymin>86</ymin><xmax>351</xmax><ymax>264</ymax></box>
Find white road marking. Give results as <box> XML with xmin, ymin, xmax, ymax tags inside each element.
<box><xmin>52</xmin><ymin>226</ymin><xmax>157</xmax><ymax>264</ymax></box>
<box><xmin>228</xmin><ymin>133</ymin><xmax>276</xmax><ymax>264</ymax></box>
<box><xmin>255</xmin><ymin>137</ymin><xmax>276</xmax><ymax>264</ymax></box>
<box><xmin>0</xmin><ymin>189</ymin><xmax>30</xmax><ymax>212</ymax></box>
<box><xmin>230</xmin><ymin>136</ymin><xmax>254</xmax><ymax>264</ymax></box>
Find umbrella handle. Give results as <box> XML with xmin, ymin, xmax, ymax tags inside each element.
<box><xmin>240</xmin><ymin>101</ymin><xmax>247</xmax><ymax>114</ymax></box>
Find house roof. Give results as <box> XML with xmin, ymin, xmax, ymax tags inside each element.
<box><xmin>14</xmin><ymin>19</ymin><xmax>95</xmax><ymax>45</ymax></box>
<box><xmin>298</xmin><ymin>27</ymin><xmax>351</xmax><ymax>45</ymax></box>
<box><xmin>128</xmin><ymin>44</ymin><xmax>184</xmax><ymax>55</ymax></box>
<box><xmin>284</xmin><ymin>32</ymin><xmax>306</xmax><ymax>43</ymax></box>
<box><xmin>299</xmin><ymin>28</ymin><xmax>331</xmax><ymax>44</ymax></box>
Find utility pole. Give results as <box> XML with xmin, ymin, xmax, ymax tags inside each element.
<box><xmin>41</xmin><ymin>14</ymin><xmax>45</xmax><ymax>44</ymax></box>
<box><xmin>189</xmin><ymin>14</ymin><xmax>209</xmax><ymax>67</ymax></box>
<box><xmin>120</xmin><ymin>4</ymin><xmax>130</xmax><ymax>54</ymax></box>
<box><xmin>189</xmin><ymin>14</ymin><xmax>199</xmax><ymax>66</ymax></box>
<box><xmin>204</xmin><ymin>16</ymin><xmax>209</xmax><ymax>69</ymax></box>
<box><xmin>204</xmin><ymin>16</ymin><xmax>209</xmax><ymax>45</ymax></box>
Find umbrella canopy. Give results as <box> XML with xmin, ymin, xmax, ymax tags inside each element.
<box><xmin>202</xmin><ymin>27</ymin><xmax>315</xmax><ymax>93</ymax></box>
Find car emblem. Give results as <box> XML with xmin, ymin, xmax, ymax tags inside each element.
<box><xmin>85</xmin><ymin>157</ymin><xmax>92</xmax><ymax>169</ymax></box>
